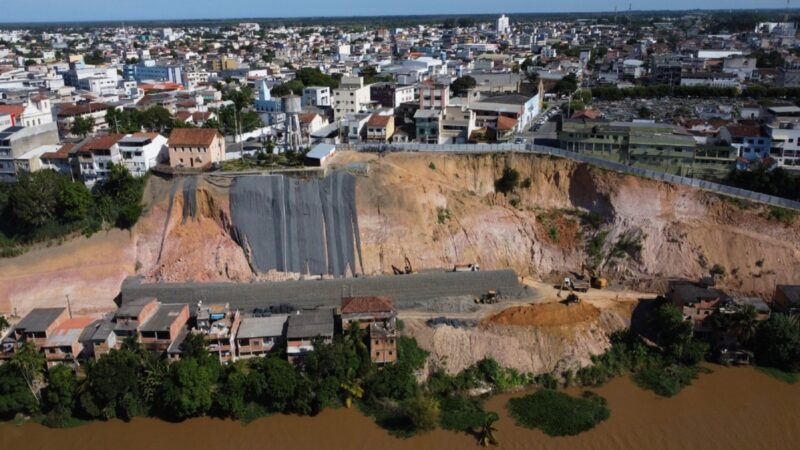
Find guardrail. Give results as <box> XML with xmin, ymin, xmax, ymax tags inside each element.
<box><xmin>339</xmin><ymin>143</ymin><xmax>800</xmax><ymax>211</ymax></box>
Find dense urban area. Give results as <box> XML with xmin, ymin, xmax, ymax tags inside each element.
<box><xmin>0</xmin><ymin>7</ymin><xmax>800</xmax><ymax>449</ymax></box>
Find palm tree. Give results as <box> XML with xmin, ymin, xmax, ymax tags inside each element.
<box><xmin>340</xmin><ymin>378</ymin><xmax>364</xmax><ymax>408</ymax></box>
<box><xmin>478</xmin><ymin>412</ymin><xmax>500</xmax><ymax>447</ymax></box>
<box><xmin>731</xmin><ymin>304</ymin><xmax>758</xmax><ymax>347</ymax></box>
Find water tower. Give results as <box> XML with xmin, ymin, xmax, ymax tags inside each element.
<box><xmin>282</xmin><ymin>95</ymin><xmax>303</xmax><ymax>151</ymax></box>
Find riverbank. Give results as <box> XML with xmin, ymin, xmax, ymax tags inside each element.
<box><xmin>2</xmin><ymin>366</ymin><xmax>797</xmax><ymax>450</ymax></box>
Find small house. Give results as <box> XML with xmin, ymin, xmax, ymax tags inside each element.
<box><xmin>235</xmin><ymin>315</ymin><xmax>289</xmax><ymax>359</ymax></box>
<box><xmin>286</xmin><ymin>308</ymin><xmax>335</xmax><ymax>362</ymax></box>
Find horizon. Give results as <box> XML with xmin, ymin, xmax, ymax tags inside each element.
<box><xmin>0</xmin><ymin>0</ymin><xmax>794</xmax><ymax>25</ymax></box>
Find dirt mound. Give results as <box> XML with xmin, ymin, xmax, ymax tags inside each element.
<box><xmin>487</xmin><ymin>302</ymin><xmax>601</xmax><ymax>327</ymax></box>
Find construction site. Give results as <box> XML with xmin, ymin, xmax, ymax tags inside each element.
<box><xmin>2</xmin><ymin>150</ymin><xmax>800</xmax><ymax>375</ymax></box>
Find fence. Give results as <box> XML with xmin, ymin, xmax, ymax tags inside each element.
<box><xmin>340</xmin><ymin>143</ymin><xmax>800</xmax><ymax>212</ymax></box>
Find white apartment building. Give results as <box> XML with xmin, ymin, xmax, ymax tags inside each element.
<box><xmin>75</xmin><ymin>134</ymin><xmax>124</xmax><ymax>185</ymax></box>
<box><xmin>766</xmin><ymin>121</ymin><xmax>800</xmax><ymax>170</ymax></box>
<box><xmin>118</xmin><ymin>132</ymin><xmax>168</xmax><ymax>177</ymax></box>
<box><xmin>333</xmin><ymin>76</ymin><xmax>371</xmax><ymax>121</ymax></box>
<box><xmin>302</xmin><ymin>86</ymin><xmax>331</xmax><ymax>107</ymax></box>
<box><xmin>497</xmin><ymin>15</ymin><xmax>510</xmax><ymax>35</ymax></box>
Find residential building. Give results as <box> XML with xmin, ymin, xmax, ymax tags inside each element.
<box><xmin>118</xmin><ymin>132</ymin><xmax>168</xmax><ymax>176</ymax></box>
<box><xmin>496</xmin><ymin>14</ymin><xmax>510</xmax><ymax>35</ymax></box>
<box><xmin>370</xmin><ymin>83</ymin><xmax>415</xmax><ymax>108</ymax></box>
<box><xmin>765</xmin><ymin>120</ymin><xmax>800</xmax><ymax>170</ymax></box>
<box><xmin>56</xmin><ymin>103</ymin><xmax>110</xmax><ymax>136</ymax></box>
<box><xmin>680</xmin><ymin>72</ymin><xmax>739</xmax><ymax>88</ymax></box>
<box><xmin>441</xmin><ymin>105</ymin><xmax>477</xmax><ymax>144</ymax></box>
<box><xmin>286</xmin><ymin>308</ymin><xmax>335</xmax><ymax>362</ymax></box>
<box><xmin>366</xmin><ymin>114</ymin><xmax>395</xmax><ymax>142</ymax></box>
<box><xmin>41</xmin><ymin>317</ymin><xmax>95</xmax><ymax>368</ymax></box>
<box><xmin>74</xmin><ymin>133</ymin><xmax>125</xmax><ymax>185</ymax></box>
<box><xmin>340</xmin><ymin>112</ymin><xmax>371</xmax><ymax>143</ymax></box>
<box><xmin>341</xmin><ymin>297</ymin><xmax>398</xmax><ymax>365</ymax></box>
<box><xmin>773</xmin><ymin>285</ymin><xmax>800</xmax><ymax>315</ymax></box>
<box><xmin>124</xmin><ymin>59</ymin><xmax>185</xmax><ymax>85</ymax></box>
<box><xmin>419</xmin><ymin>80</ymin><xmax>449</xmax><ymax>110</ymax></box>
<box><xmin>723</xmin><ymin>57</ymin><xmax>757</xmax><ymax>81</ymax></box>
<box><xmin>333</xmin><ymin>76</ymin><xmax>371</xmax><ymax>120</ymax></box>
<box><xmin>112</xmin><ymin>297</ymin><xmax>160</xmax><ymax>344</ymax></box>
<box><xmin>39</xmin><ymin>143</ymin><xmax>74</xmax><ymax>175</ymax></box>
<box><xmin>195</xmin><ymin>302</ymin><xmax>241</xmax><ymax>364</ymax></box>
<box><xmin>138</xmin><ymin>303</ymin><xmax>190</xmax><ymax>353</ymax></box>
<box><xmin>0</xmin><ymin>113</ymin><xmax>12</xmax><ymax>131</ymax></box>
<box><xmin>235</xmin><ymin>315</ymin><xmax>288</xmax><ymax>359</ymax></box>
<box><xmin>82</xmin><ymin>319</ymin><xmax>116</xmax><ymax>361</ymax></box>
<box><xmin>302</xmin><ymin>86</ymin><xmax>331</xmax><ymax>107</ymax></box>
<box><xmin>1</xmin><ymin>308</ymin><xmax>69</xmax><ymax>361</ymax></box>
<box><xmin>14</xmin><ymin>144</ymin><xmax>61</xmax><ymax>176</ymax></box>
<box><xmin>168</xmin><ymin>128</ymin><xmax>225</xmax><ymax>169</ymax></box>
<box><xmin>298</xmin><ymin>112</ymin><xmax>329</xmax><ymax>143</ymax></box>
<box><xmin>414</xmin><ymin>109</ymin><xmax>442</xmax><ymax>144</ymax></box>
<box><xmin>467</xmin><ymin>93</ymin><xmax>541</xmax><ymax>133</ymax></box>
<box><xmin>305</xmin><ymin>143</ymin><xmax>336</xmax><ymax>167</ymax></box>
<box><xmin>777</xmin><ymin>60</ymin><xmax>800</xmax><ymax>88</ymax></box>
<box><xmin>668</xmin><ymin>280</ymin><xmax>728</xmax><ymax>336</ymax></box>
<box><xmin>0</xmin><ymin>123</ymin><xmax>60</xmax><ymax>182</ymax></box>
<box><xmin>718</xmin><ymin>124</ymin><xmax>771</xmax><ymax>161</ymax></box>
<box><xmin>649</xmin><ymin>54</ymin><xmax>682</xmax><ymax>85</ymax></box>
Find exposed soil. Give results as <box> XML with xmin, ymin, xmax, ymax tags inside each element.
<box><xmin>487</xmin><ymin>301</ymin><xmax>601</xmax><ymax>327</ymax></box>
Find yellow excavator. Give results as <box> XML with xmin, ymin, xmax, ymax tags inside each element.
<box><xmin>582</xmin><ymin>263</ymin><xmax>608</xmax><ymax>289</ymax></box>
<box><xmin>392</xmin><ymin>257</ymin><xmax>414</xmax><ymax>275</ymax></box>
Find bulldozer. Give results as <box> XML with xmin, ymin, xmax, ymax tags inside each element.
<box><xmin>582</xmin><ymin>263</ymin><xmax>608</xmax><ymax>289</ymax></box>
<box><xmin>474</xmin><ymin>290</ymin><xmax>501</xmax><ymax>304</ymax></box>
<box><xmin>392</xmin><ymin>257</ymin><xmax>414</xmax><ymax>275</ymax></box>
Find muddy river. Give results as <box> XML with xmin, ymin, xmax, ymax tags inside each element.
<box><xmin>2</xmin><ymin>366</ymin><xmax>798</xmax><ymax>450</ymax></box>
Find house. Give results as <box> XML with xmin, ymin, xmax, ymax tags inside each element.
<box><xmin>195</xmin><ymin>302</ymin><xmax>241</xmax><ymax>364</ymax></box>
<box><xmin>81</xmin><ymin>319</ymin><xmax>116</xmax><ymax>361</ymax></box>
<box><xmin>74</xmin><ymin>133</ymin><xmax>125</xmax><ymax>185</ymax></box>
<box><xmin>773</xmin><ymin>285</ymin><xmax>800</xmax><ymax>315</ymax></box>
<box><xmin>340</xmin><ymin>296</ymin><xmax>398</xmax><ymax>365</ymax></box>
<box><xmin>370</xmin><ymin>83</ymin><xmax>415</xmax><ymax>108</ymax></box>
<box><xmin>366</xmin><ymin>114</ymin><xmax>395</xmax><ymax>142</ymax></box>
<box><xmin>41</xmin><ymin>317</ymin><xmax>95</xmax><ymax>368</ymax></box>
<box><xmin>168</xmin><ymin>128</ymin><xmax>225</xmax><ymax>169</ymax></box>
<box><xmin>1</xmin><ymin>308</ymin><xmax>69</xmax><ymax>361</ymax></box>
<box><xmin>118</xmin><ymin>132</ymin><xmax>168</xmax><ymax>176</ymax></box>
<box><xmin>305</xmin><ymin>143</ymin><xmax>336</xmax><ymax>167</ymax></box>
<box><xmin>0</xmin><ymin>123</ymin><xmax>60</xmax><ymax>182</ymax></box>
<box><xmin>414</xmin><ymin>109</ymin><xmax>442</xmax><ymax>144</ymax></box>
<box><xmin>302</xmin><ymin>86</ymin><xmax>331</xmax><ymax>107</ymax></box>
<box><xmin>56</xmin><ymin>102</ymin><xmax>110</xmax><ymax>136</ymax></box>
<box><xmin>419</xmin><ymin>80</ymin><xmax>449</xmax><ymax>111</ymax></box>
<box><xmin>299</xmin><ymin>112</ymin><xmax>328</xmax><ymax>143</ymax></box>
<box><xmin>112</xmin><ymin>297</ymin><xmax>160</xmax><ymax>346</ymax></box>
<box><xmin>680</xmin><ymin>72</ymin><xmax>739</xmax><ymax>88</ymax></box>
<box><xmin>235</xmin><ymin>315</ymin><xmax>288</xmax><ymax>359</ymax></box>
<box><xmin>718</xmin><ymin>124</ymin><xmax>771</xmax><ymax>161</ymax></box>
<box><xmin>39</xmin><ymin>143</ymin><xmax>75</xmax><ymax>175</ymax></box>
<box><xmin>333</xmin><ymin>76</ymin><xmax>371</xmax><ymax>120</ymax></box>
<box><xmin>668</xmin><ymin>280</ymin><xmax>729</xmax><ymax>335</ymax></box>
<box><xmin>441</xmin><ymin>106</ymin><xmax>477</xmax><ymax>144</ymax></box>
<box><xmin>286</xmin><ymin>308</ymin><xmax>335</xmax><ymax>362</ymax></box>
<box><xmin>138</xmin><ymin>303</ymin><xmax>190</xmax><ymax>353</ymax></box>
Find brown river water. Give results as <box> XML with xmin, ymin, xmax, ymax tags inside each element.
<box><xmin>1</xmin><ymin>366</ymin><xmax>798</xmax><ymax>450</ymax></box>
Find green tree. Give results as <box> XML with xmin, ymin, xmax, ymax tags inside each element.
<box><xmin>215</xmin><ymin>361</ymin><xmax>250</xmax><ymax>419</ymax></box>
<box><xmin>451</xmin><ymin>76</ymin><xmax>477</xmax><ymax>96</ymax></box>
<box><xmin>80</xmin><ymin>348</ymin><xmax>145</xmax><ymax>420</ymax></box>
<box><xmin>251</xmin><ymin>357</ymin><xmax>298</xmax><ymax>413</ymax></box>
<box><xmin>161</xmin><ymin>358</ymin><xmax>218</xmax><ymax>419</ymax></box>
<box><xmin>10</xmin><ymin>170</ymin><xmax>62</xmax><ymax>229</ymax></box>
<box><xmin>10</xmin><ymin>342</ymin><xmax>46</xmax><ymax>403</ymax></box>
<box><xmin>58</xmin><ymin>178</ymin><xmax>93</xmax><ymax>223</ymax></box>
<box><xmin>0</xmin><ymin>363</ymin><xmax>38</xmax><ymax>419</ymax></box>
<box><xmin>0</xmin><ymin>315</ymin><xmax>9</xmax><ymax>333</ymax></box>
<box><xmin>70</xmin><ymin>116</ymin><xmax>95</xmax><ymax>138</ymax></box>
<box><xmin>402</xmin><ymin>392</ymin><xmax>440</xmax><ymax>432</ymax></box>
<box><xmin>649</xmin><ymin>303</ymin><xmax>695</xmax><ymax>363</ymax></box>
<box><xmin>43</xmin><ymin>365</ymin><xmax>77</xmax><ymax>427</ymax></box>
<box><xmin>140</xmin><ymin>106</ymin><xmax>174</xmax><ymax>132</ymax></box>
<box><xmin>479</xmin><ymin>411</ymin><xmax>500</xmax><ymax>447</ymax></box>
<box><xmin>754</xmin><ymin>314</ymin><xmax>800</xmax><ymax>372</ymax></box>
<box><xmin>494</xmin><ymin>167</ymin><xmax>520</xmax><ymax>195</ymax></box>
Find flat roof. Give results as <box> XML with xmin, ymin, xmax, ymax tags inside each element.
<box><xmin>116</xmin><ymin>297</ymin><xmax>157</xmax><ymax>318</ymax></box>
<box><xmin>306</xmin><ymin>143</ymin><xmax>336</xmax><ymax>160</ymax></box>
<box><xmin>237</xmin><ymin>315</ymin><xmax>288</xmax><ymax>339</ymax></box>
<box><xmin>140</xmin><ymin>304</ymin><xmax>186</xmax><ymax>332</ymax></box>
<box><xmin>15</xmin><ymin>308</ymin><xmax>65</xmax><ymax>333</ymax></box>
<box><xmin>286</xmin><ymin>308</ymin><xmax>335</xmax><ymax>339</ymax></box>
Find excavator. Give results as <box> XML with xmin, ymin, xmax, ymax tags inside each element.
<box><xmin>582</xmin><ymin>262</ymin><xmax>608</xmax><ymax>289</ymax></box>
<box><xmin>392</xmin><ymin>257</ymin><xmax>414</xmax><ymax>275</ymax></box>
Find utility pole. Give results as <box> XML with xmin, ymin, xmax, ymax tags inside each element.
<box><xmin>65</xmin><ymin>294</ymin><xmax>73</xmax><ymax>319</ymax></box>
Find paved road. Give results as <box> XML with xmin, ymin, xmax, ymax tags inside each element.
<box><xmin>121</xmin><ymin>270</ymin><xmax>527</xmax><ymax>312</ymax></box>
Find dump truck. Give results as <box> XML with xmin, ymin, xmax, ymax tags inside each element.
<box><xmin>560</xmin><ymin>277</ymin><xmax>590</xmax><ymax>293</ymax></box>
<box><xmin>453</xmin><ymin>263</ymin><xmax>481</xmax><ymax>272</ymax></box>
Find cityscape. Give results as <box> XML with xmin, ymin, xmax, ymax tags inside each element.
<box><xmin>0</xmin><ymin>3</ymin><xmax>799</xmax><ymax>449</ymax></box>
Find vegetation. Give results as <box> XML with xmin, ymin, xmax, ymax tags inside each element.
<box><xmin>507</xmin><ymin>390</ymin><xmax>609</xmax><ymax>437</ymax></box>
<box><xmin>451</xmin><ymin>75</ymin><xmax>477</xmax><ymax>96</ymax></box>
<box><xmin>494</xmin><ymin>167</ymin><xmax>520</xmax><ymax>195</ymax></box>
<box><xmin>0</xmin><ymin>166</ymin><xmax>145</xmax><ymax>257</ymax></box>
<box><xmin>727</xmin><ymin>167</ymin><xmax>800</xmax><ymax>203</ymax></box>
<box><xmin>105</xmin><ymin>106</ymin><xmax>175</xmax><ymax>134</ymax></box>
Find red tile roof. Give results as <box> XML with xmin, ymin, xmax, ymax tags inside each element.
<box><xmin>78</xmin><ymin>134</ymin><xmax>125</xmax><ymax>154</ymax></box>
<box><xmin>367</xmin><ymin>115</ymin><xmax>392</xmax><ymax>128</ymax></box>
<box><xmin>57</xmin><ymin>103</ymin><xmax>108</xmax><ymax>117</ymax></box>
<box><xmin>0</xmin><ymin>104</ymin><xmax>24</xmax><ymax>119</ymax></box>
<box><xmin>168</xmin><ymin>128</ymin><xmax>220</xmax><ymax>147</ymax></box>
<box><xmin>41</xmin><ymin>143</ymin><xmax>75</xmax><ymax>160</ymax></box>
<box><xmin>496</xmin><ymin>115</ymin><xmax>517</xmax><ymax>131</ymax></box>
<box><xmin>341</xmin><ymin>297</ymin><xmax>394</xmax><ymax>315</ymax></box>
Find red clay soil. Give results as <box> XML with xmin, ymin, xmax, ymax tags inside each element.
<box><xmin>486</xmin><ymin>301</ymin><xmax>601</xmax><ymax>327</ymax></box>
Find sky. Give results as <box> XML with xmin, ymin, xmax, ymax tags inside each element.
<box><xmin>0</xmin><ymin>0</ymin><xmax>792</xmax><ymax>23</ymax></box>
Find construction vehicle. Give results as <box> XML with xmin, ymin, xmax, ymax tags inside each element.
<box><xmin>559</xmin><ymin>277</ymin><xmax>590</xmax><ymax>293</ymax></box>
<box><xmin>581</xmin><ymin>263</ymin><xmax>608</xmax><ymax>289</ymax></box>
<box><xmin>392</xmin><ymin>257</ymin><xmax>414</xmax><ymax>275</ymax></box>
<box><xmin>453</xmin><ymin>263</ymin><xmax>481</xmax><ymax>272</ymax></box>
<box><xmin>474</xmin><ymin>290</ymin><xmax>500</xmax><ymax>304</ymax></box>
<box><xmin>564</xmin><ymin>293</ymin><xmax>581</xmax><ymax>305</ymax></box>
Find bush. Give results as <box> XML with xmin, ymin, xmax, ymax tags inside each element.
<box><xmin>438</xmin><ymin>395</ymin><xmax>487</xmax><ymax>432</ymax></box>
<box><xmin>494</xmin><ymin>167</ymin><xmax>520</xmax><ymax>194</ymax></box>
<box><xmin>507</xmin><ymin>390</ymin><xmax>610</xmax><ymax>436</ymax></box>
<box><xmin>633</xmin><ymin>365</ymin><xmax>699</xmax><ymax>397</ymax></box>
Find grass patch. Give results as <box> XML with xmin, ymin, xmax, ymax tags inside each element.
<box><xmin>756</xmin><ymin>366</ymin><xmax>800</xmax><ymax>384</ymax></box>
<box><xmin>436</xmin><ymin>207</ymin><xmax>451</xmax><ymax>224</ymax></box>
<box><xmin>428</xmin><ymin>162</ymin><xmax>436</xmax><ymax>171</ymax></box>
<box><xmin>507</xmin><ymin>389</ymin><xmax>609</xmax><ymax>436</ymax></box>
<box><xmin>764</xmin><ymin>206</ymin><xmax>797</xmax><ymax>225</ymax></box>
<box><xmin>632</xmin><ymin>365</ymin><xmax>699</xmax><ymax>397</ymax></box>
